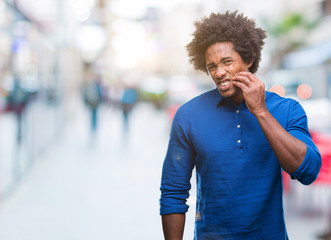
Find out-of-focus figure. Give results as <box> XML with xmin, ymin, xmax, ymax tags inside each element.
<box><xmin>6</xmin><ymin>78</ymin><xmax>32</xmax><ymax>144</ymax></box>
<box><xmin>121</xmin><ymin>86</ymin><xmax>138</xmax><ymax>131</ymax></box>
<box><xmin>319</xmin><ymin>230</ymin><xmax>331</xmax><ymax>240</ymax></box>
<box><xmin>82</xmin><ymin>75</ymin><xmax>104</xmax><ymax>137</ymax></box>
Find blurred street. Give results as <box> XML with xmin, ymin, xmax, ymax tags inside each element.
<box><xmin>0</xmin><ymin>100</ymin><xmax>174</xmax><ymax>240</ymax></box>
<box><xmin>0</xmin><ymin>100</ymin><xmax>329</xmax><ymax>240</ymax></box>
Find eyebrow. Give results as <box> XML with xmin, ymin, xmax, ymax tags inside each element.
<box><xmin>206</xmin><ymin>57</ymin><xmax>233</xmax><ymax>66</ymax></box>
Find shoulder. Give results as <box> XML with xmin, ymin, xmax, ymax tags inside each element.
<box><xmin>179</xmin><ymin>88</ymin><xmax>217</xmax><ymax>111</ymax></box>
<box><xmin>265</xmin><ymin>91</ymin><xmax>307</xmax><ymax>121</ymax></box>
<box><xmin>265</xmin><ymin>91</ymin><xmax>301</xmax><ymax>108</ymax></box>
<box><xmin>173</xmin><ymin>88</ymin><xmax>216</xmax><ymax>124</ymax></box>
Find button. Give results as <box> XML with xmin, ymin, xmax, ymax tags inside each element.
<box><xmin>237</xmin><ymin>125</ymin><xmax>240</xmax><ymax>128</ymax></box>
<box><xmin>237</xmin><ymin>140</ymin><xmax>241</xmax><ymax>143</ymax></box>
<box><xmin>236</xmin><ymin>110</ymin><xmax>240</xmax><ymax>113</ymax></box>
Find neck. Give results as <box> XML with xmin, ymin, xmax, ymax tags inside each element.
<box><xmin>232</xmin><ymin>93</ymin><xmax>244</xmax><ymax>106</ymax></box>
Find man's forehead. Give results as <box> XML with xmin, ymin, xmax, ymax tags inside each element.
<box><xmin>205</xmin><ymin>42</ymin><xmax>237</xmax><ymax>60</ymax></box>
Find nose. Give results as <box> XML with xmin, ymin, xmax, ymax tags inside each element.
<box><xmin>214</xmin><ymin>65</ymin><xmax>227</xmax><ymax>79</ymax></box>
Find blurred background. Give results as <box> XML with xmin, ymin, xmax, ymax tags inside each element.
<box><xmin>0</xmin><ymin>0</ymin><xmax>331</xmax><ymax>239</ymax></box>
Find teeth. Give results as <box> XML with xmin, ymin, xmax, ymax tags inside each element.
<box><xmin>220</xmin><ymin>81</ymin><xmax>230</xmax><ymax>86</ymax></box>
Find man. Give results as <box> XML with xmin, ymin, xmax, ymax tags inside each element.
<box><xmin>159</xmin><ymin>11</ymin><xmax>321</xmax><ymax>239</ymax></box>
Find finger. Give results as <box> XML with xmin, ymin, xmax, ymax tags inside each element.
<box><xmin>232</xmin><ymin>79</ymin><xmax>250</xmax><ymax>92</ymax></box>
<box><xmin>232</xmin><ymin>75</ymin><xmax>252</xmax><ymax>87</ymax></box>
<box><xmin>235</xmin><ymin>72</ymin><xmax>260</xmax><ymax>83</ymax></box>
<box><xmin>234</xmin><ymin>73</ymin><xmax>265</xmax><ymax>91</ymax></box>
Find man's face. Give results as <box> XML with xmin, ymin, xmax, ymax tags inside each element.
<box><xmin>205</xmin><ymin>42</ymin><xmax>252</xmax><ymax>105</ymax></box>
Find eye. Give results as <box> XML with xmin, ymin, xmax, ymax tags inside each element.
<box><xmin>207</xmin><ymin>64</ymin><xmax>217</xmax><ymax>72</ymax></box>
<box><xmin>224</xmin><ymin>59</ymin><xmax>233</xmax><ymax>65</ymax></box>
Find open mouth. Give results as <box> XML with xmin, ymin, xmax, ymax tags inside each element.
<box><xmin>219</xmin><ymin>81</ymin><xmax>230</xmax><ymax>87</ymax></box>
<box><xmin>216</xmin><ymin>79</ymin><xmax>231</xmax><ymax>90</ymax></box>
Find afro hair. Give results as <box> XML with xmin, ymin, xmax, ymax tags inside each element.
<box><xmin>186</xmin><ymin>11</ymin><xmax>266</xmax><ymax>74</ymax></box>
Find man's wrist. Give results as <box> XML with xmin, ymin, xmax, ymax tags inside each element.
<box><xmin>252</xmin><ymin>107</ymin><xmax>269</xmax><ymax>118</ymax></box>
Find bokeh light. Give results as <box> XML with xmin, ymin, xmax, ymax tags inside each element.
<box><xmin>297</xmin><ymin>83</ymin><xmax>312</xmax><ymax>99</ymax></box>
<box><xmin>269</xmin><ymin>84</ymin><xmax>286</xmax><ymax>97</ymax></box>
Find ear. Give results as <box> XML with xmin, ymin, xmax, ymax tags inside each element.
<box><xmin>247</xmin><ymin>61</ymin><xmax>253</xmax><ymax>69</ymax></box>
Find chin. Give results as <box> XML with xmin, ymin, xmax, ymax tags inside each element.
<box><xmin>218</xmin><ymin>88</ymin><xmax>243</xmax><ymax>102</ymax></box>
<box><xmin>218</xmin><ymin>89</ymin><xmax>236</xmax><ymax>98</ymax></box>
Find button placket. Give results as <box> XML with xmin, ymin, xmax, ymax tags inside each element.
<box><xmin>235</xmin><ymin>108</ymin><xmax>242</xmax><ymax>147</ymax></box>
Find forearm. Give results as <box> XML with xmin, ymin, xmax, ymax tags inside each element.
<box><xmin>255</xmin><ymin>110</ymin><xmax>307</xmax><ymax>173</ymax></box>
<box><xmin>162</xmin><ymin>213</ymin><xmax>186</xmax><ymax>240</ymax></box>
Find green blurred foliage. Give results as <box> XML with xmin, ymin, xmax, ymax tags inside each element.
<box><xmin>265</xmin><ymin>12</ymin><xmax>321</xmax><ymax>67</ymax></box>
<box><xmin>268</xmin><ymin>12</ymin><xmax>319</xmax><ymax>36</ymax></box>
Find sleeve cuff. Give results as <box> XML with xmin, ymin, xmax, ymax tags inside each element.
<box><xmin>160</xmin><ymin>205</ymin><xmax>189</xmax><ymax>216</ymax></box>
<box><xmin>290</xmin><ymin>145</ymin><xmax>321</xmax><ymax>185</ymax></box>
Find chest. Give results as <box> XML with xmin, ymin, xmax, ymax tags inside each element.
<box><xmin>189</xmin><ymin>108</ymin><xmax>270</xmax><ymax>155</ymax></box>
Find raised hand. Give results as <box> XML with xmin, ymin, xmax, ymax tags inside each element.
<box><xmin>232</xmin><ymin>72</ymin><xmax>267</xmax><ymax>116</ymax></box>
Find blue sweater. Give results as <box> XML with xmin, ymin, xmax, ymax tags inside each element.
<box><xmin>160</xmin><ymin>89</ymin><xmax>321</xmax><ymax>239</ymax></box>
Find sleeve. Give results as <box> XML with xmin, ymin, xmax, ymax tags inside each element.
<box><xmin>159</xmin><ymin>106</ymin><xmax>196</xmax><ymax>215</ymax></box>
<box><xmin>287</xmin><ymin>100</ymin><xmax>322</xmax><ymax>185</ymax></box>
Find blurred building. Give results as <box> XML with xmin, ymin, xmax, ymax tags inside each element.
<box><xmin>266</xmin><ymin>0</ymin><xmax>331</xmax><ymax>131</ymax></box>
<box><xmin>0</xmin><ymin>0</ymin><xmax>110</xmax><ymax>200</ymax></box>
